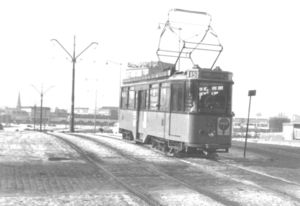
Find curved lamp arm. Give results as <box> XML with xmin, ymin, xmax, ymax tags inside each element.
<box><xmin>51</xmin><ymin>39</ymin><xmax>73</xmax><ymax>59</ymax></box>
<box><xmin>43</xmin><ymin>86</ymin><xmax>54</xmax><ymax>95</ymax></box>
<box><xmin>76</xmin><ymin>42</ymin><xmax>98</xmax><ymax>59</ymax></box>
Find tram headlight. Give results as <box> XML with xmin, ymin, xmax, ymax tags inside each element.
<box><xmin>199</xmin><ymin>130</ymin><xmax>206</xmax><ymax>136</ymax></box>
<box><xmin>208</xmin><ymin>130</ymin><xmax>216</xmax><ymax>137</ymax></box>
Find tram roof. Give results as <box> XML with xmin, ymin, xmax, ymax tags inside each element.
<box><xmin>122</xmin><ymin>67</ymin><xmax>233</xmax><ymax>85</ymax></box>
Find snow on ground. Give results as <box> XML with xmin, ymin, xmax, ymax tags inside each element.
<box><xmin>0</xmin><ymin>130</ymin><xmax>146</xmax><ymax>206</ymax></box>
<box><xmin>0</xmin><ymin>192</ymin><xmax>148</xmax><ymax>206</ymax></box>
<box><xmin>0</xmin><ymin>130</ymin><xmax>80</xmax><ymax>162</ymax></box>
<box><xmin>83</xmin><ymin>133</ymin><xmax>300</xmax><ymax>206</ymax></box>
<box><xmin>1</xmin><ymin>129</ymin><xmax>300</xmax><ymax>205</ymax></box>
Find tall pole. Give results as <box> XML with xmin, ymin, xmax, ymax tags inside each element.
<box><xmin>119</xmin><ymin>64</ymin><xmax>121</xmax><ymax>98</ymax></box>
<box><xmin>31</xmin><ymin>85</ymin><xmax>54</xmax><ymax>133</ymax></box>
<box><xmin>94</xmin><ymin>87</ymin><xmax>97</xmax><ymax>133</ymax></box>
<box><xmin>71</xmin><ymin>36</ymin><xmax>76</xmax><ymax>133</ymax></box>
<box><xmin>178</xmin><ymin>28</ymin><xmax>181</xmax><ymax>71</ymax></box>
<box><xmin>40</xmin><ymin>85</ymin><xmax>43</xmax><ymax>132</ymax></box>
<box><xmin>243</xmin><ymin>96</ymin><xmax>251</xmax><ymax>157</ymax></box>
<box><xmin>243</xmin><ymin>90</ymin><xmax>256</xmax><ymax>157</ymax></box>
<box><xmin>51</xmin><ymin>37</ymin><xmax>98</xmax><ymax>133</ymax></box>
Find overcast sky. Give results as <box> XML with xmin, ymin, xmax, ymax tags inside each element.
<box><xmin>1</xmin><ymin>0</ymin><xmax>300</xmax><ymax>118</ymax></box>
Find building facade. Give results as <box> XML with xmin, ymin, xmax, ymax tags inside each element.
<box><xmin>233</xmin><ymin>117</ymin><xmax>269</xmax><ymax>136</ymax></box>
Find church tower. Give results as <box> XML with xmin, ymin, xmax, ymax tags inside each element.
<box><xmin>16</xmin><ymin>91</ymin><xmax>21</xmax><ymax>109</ymax></box>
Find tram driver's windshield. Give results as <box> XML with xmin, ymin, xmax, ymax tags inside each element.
<box><xmin>186</xmin><ymin>82</ymin><xmax>230</xmax><ymax>113</ymax></box>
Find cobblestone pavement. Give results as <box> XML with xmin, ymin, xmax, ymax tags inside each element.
<box><xmin>0</xmin><ymin>161</ymin><xmax>122</xmax><ymax>196</ymax></box>
<box><xmin>0</xmin><ymin>131</ymin><xmax>149</xmax><ymax>206</ymax></box>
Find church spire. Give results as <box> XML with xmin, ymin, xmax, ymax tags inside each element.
<box><xmin>17</xmin><ymin>91</ymin><xmax>21</xmax><ymax>109</ymax></box>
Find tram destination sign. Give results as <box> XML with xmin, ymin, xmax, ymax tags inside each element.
<box><xmin>200</xmin><ymin>70</ymin><xmax>228</xmax><ymax>80</ymax></box>
<box><xmin>188</xmin><ymin>70</ymin><xmax>230</xmax><ymax>80</ymax></box>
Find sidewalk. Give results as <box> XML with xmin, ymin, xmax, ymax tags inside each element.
<box><xmin>0</xmin><ymin>130</ymin><xmax>135</xmax><ymax>206</ymax></box>
<box><xmin>0</xmin><ymin>130</ymin><xmax>121</xmax><ymax>195</ymax></box>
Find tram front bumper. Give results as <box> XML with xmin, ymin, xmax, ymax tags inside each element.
<box><xmin>184</xmin><ymin>143</ymin><xmax>231</xmax><ymax>149</ymax></box>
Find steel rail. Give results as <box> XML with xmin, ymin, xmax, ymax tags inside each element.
<box><xmin>83</xmin><ymin>132</ymin><xmax>300</xmax><ymax>201</ymax></box>
<box><xmin>70</xmin><ymin>133</ymin><xmax>241</xmax><ymax>206</ymax></box>
<box><xmin>49</xmin><ymin>133</ymin><xmax>160</xmax><ymax>206</ymax></box>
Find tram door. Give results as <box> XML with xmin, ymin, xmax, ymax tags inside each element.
<box><xmin>135</xmin><ymin>90</ymin><xmax>147</xmax><ymax>141</ymax></box>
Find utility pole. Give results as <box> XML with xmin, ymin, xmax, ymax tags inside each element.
<box><xmin>31</xmin><ymin>84</ymin><xmax>54</xmax><ymax>132</ymax></box>
<box><xmin>40</xmin><ymin>89</ymin><xmax>43</xmax><ymax>131</ymax></box>
<box><xmin>51</xmin><ymin>36</ymin><xmax>98</xmax><ymax>132</ymax></box>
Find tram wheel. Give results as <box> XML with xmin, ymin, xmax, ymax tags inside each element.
<box><xmin>151</xmin><ymin>138</ymin><xmax>157</xmax><ymax>148</ymax></box>
<box><xmin>162</xmin><ymin>142</ymin><xmax>169</xmax><ymax>153</ymax></box>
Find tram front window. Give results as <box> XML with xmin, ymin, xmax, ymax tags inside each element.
<box><xmin>185</xmin><ymin>82</ymin><xmax>229</xmax><ymax>113</ymax></box>
<box><xmin>199</xmin><ymin>83</ymin><xmax>228</xmax><ymax>110</ymax></box>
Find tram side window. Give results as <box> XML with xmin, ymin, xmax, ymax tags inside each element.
<box><xmin>128</xmin><ymin>89</ymin><xmax>135</xmax><ymax>109</ymax></box>
<box><xmin>171</xmin><ymin>83</ymin><xmax>184</xmax><ymax>112</ymax></box>
<box><xmin>185</xmin><ymin>82</ymin><xmax>198</xmax><ymax>112</ymax></box>
<box><xmin>140</xmin><ymin>90</ymin><xmax>148</xmax><ymax>110</ymax></box>
<box><xmin>150</xmin><ymin>84</ymin><xmax>159</xmax><ymax>110</ymax></box>
<box><xmin>160</xmin><ymin>87</ymin><xmax>170</xmax><ymax>111</ymax></box>
<box><xmin>135</xmin><ymin>92</ymin><xmax>138</xmax><ymax>109</ymax></box>
<box><xmin>121</xmin><ymin>88</ymin><xmax>128</xmax><ymax>108</ymax></box>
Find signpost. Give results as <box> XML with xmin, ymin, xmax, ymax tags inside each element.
<box><xmin>244</xmin><ymin>90</ymin><xmax>256</xmax><ymax>157</ymax></box>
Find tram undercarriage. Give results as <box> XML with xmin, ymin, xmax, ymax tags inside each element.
<box><xmin>150</xmin><ymin>136</ymin><xmax>219</xmax><ymax>158</ymax></box>
<box><xmin>120</xmin><ymin>129</ymin><xmax>227</xmax><ymax>158</ymax></box>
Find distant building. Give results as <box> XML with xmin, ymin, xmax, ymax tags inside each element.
<box><xmin>74</xmin><ymin>107</ymin><xmax>89</xmax><ymax>114</ymax></box>
<box><xmin>233</xmin><ymin>117</ymin><xmax>269</xmax><ymax>136</ymax></box>
<box><xmin>292</xmin><ymin>114</ymin><xmax>300</xmax><ymax>122</ymax></box>
<box><xmin>50</xmin><ymin>108</ymin><xmax>69</xmax><ymax>124</ymax></box>
<box><xmin>98</xmin><ymin>106</ymin><xmax>118</xmax><ymax>119</ymax></box>
<box><xmin>283</xmin><ymin>122</ymin><xmax>300</xmax><ymax>140</ymax></box>
<box><xmin>0</xmin><ymin>107</ymin><xmax>11</xmax><ymax>125</ymax></box>
<box><xmin>49</xmin><ymin>106</ymin><xmax>119</xmax><ymax>126</ymax></box>
<box><xmin>269</xmin><ymin>117</ymin><xmax>291</xmax><ymax>132</ymax></box>
<box><xmin>22</xmin><ymin>106</ymin><xmax>51</xmax><ymax>124</ymax></box>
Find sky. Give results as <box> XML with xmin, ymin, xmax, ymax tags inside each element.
<box><xmin>1</xmin><ymin>0</ymin><xmax>300</xmax><ymax>119</ymax></box>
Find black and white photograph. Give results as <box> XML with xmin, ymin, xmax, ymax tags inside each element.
<box><xmin>1</xmin><ymin>0</ymin><xmax>300</xmax><ymax>205</ymax></box>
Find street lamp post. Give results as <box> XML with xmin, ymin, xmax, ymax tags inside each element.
<box><xmin>86</xmin><ymin>78</ymin><xmax>98</xmax><ymax>133</ymax></box>
<box><xmin>51</xmin><ymin>36</ymin><xmax>98</xmax><ymax>132</ymax></box>
<box><xmin>31</xmin><ymin>84</ymin><xmax>54</xmax><ymax>132</ymax></box>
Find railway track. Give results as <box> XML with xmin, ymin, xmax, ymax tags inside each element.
<box><xmin>50</xmin><ymin>132</ymin><xmax>241</xmax><ymax>206</ymax></box>
<box><xmin>79</xmin><ymin>132</ymin><xmax>300</xmax><ymax>187</ymax></box>
<box><xmin>92</xmin><ymin>133</ymin><xmax>300</xmax><ymax>200</ymax></box>
<box><xmin>49</xmin><ymin>133</ymin><xmax>159</xmax><ymax>206</ymax></box>
<box><xmin>50</xmin><ymin>132</ymin><xmax>300</xmax><ymax>205</ymax></box>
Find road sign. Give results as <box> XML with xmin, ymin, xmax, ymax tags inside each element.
<box><xmin>248</xmin><ymin>90</ymin><xmax>256</xmax><ymax>96</ymax></box>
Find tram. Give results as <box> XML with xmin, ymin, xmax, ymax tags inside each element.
<box><xmin>119</xmin><ymin>9</ymin><xmax>234</xmax><ymax>156</ymax></box>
